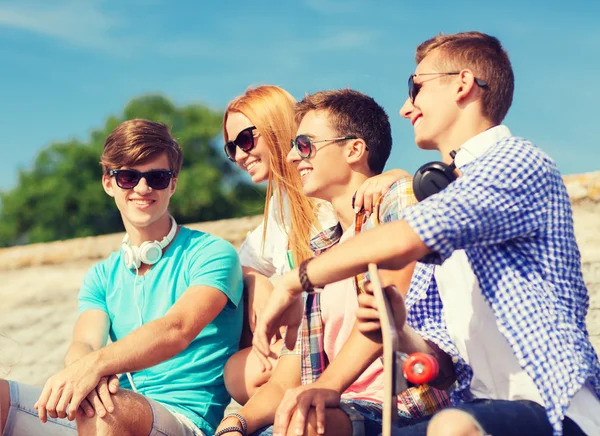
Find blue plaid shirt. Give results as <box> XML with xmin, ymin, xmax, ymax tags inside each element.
<box><xmin>400</xmin><ymin>132</ymin><xmax>600</xmax><ymax>435</ymax></box>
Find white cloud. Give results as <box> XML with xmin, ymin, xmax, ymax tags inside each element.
<box><xmin>315</xmin><ymin>30</ymin><xmax>379</xmax><ymax>50</ymax></box>
<box><xmin>0</xmin><ymin>0</ymin><xmax>122</xmax><ymax>52</ymax></box>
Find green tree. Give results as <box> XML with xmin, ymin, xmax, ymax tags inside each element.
<box><xmin>0</xmin><ymin>95</ymin><xmax>265</xmax><ymax>247</ymax></box>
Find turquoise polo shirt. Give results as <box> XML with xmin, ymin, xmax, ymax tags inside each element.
<box><xmin>78</xmin><ymin>226</ymin><xmax>243</xmax><ymax>435</ymax></box>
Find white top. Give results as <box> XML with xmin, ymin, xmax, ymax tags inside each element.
<box><xmin>434</xmin><ymin>125</ymin><xmax>600</xmax><ymax>435</ymax></box>
<box><xmin>238</xmin><ymin>190</ymin><xmax>338</xmax><ymax>278</ymax></box>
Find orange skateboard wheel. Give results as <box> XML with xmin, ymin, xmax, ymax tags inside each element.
<box><xmin>403</xmin><ymin>352</ymin><xmax>439</xmax><ymax>385</ymax></box>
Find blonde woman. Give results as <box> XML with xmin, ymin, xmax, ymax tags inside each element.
<box><xmin>222</xmin><ymin>85</ymin><xmax>405</xmax><ymax>405</ymax></box>
<box><xmin>222</xmin><ymin>85</ymin><xmax>337</xmax><ymax>405</ymax></box>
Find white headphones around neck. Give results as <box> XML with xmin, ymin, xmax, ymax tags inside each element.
<box><xmin>122</xmin><ymin>216</ymin><xmax>178</xmax><ymax>269</ymax></box>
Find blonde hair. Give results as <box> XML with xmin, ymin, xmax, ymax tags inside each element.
<box><xmin>224</xmin><ymin>85</ymin><xmax>319</xmax><ymax>266</ymax></box>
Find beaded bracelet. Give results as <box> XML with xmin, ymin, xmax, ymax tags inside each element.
<box><xmin>223</xmin><ymin>413</ymin><xmax>248</xmax><ymax>434</ymax></box>
<box><xmin>299</xmin><ymin>258</ymin><xmax>315</xmax><ymax>293</ymax></box>
<box><xmin>214</xmin><ymin>426</ymin><xmax>244</xmax><ymax>436</ymax></box>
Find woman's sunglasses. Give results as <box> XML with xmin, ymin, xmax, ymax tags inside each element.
<box><xmin>109</xmin><ymin>169</ymin><xmax>174</xmax><ymax>190</ymax></box>
<box><xmin>224</xmin><ymin>126</ymin><xmax>257</xmax><ymax>162</ymax></box>
<box><xmin>408</xmin><ymin>72</ymin><xmax>488</xmax><ymax>103</ymax></box>
<box><xmin>290</xmin><ymin>134</ymin><xmax>358</xmax><ymax>159</ymax></box>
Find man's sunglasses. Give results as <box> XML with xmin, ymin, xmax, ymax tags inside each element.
<box><xmin>108</xmin><ymin>169</ymin><xmax>174</xmax><ymax>190</ymax></box>
<box><xmin>408</xmin><ymin>72</ymin><xmax>488</xmax><ymax>103</ymax></box>
<box><xmin>290</xmin><ymin>134</ymin><xmax>359</xmax><ymax>159</ymax></box>
<box><xmin>224</xmin><ymin>126</ymin><xmax>257</xmax><ymax>162</ymax></box>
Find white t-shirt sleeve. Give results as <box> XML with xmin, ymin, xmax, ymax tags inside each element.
<box><xmin>238</xmin><ymin>193</ymin><xmax>289</xmax><ymax>277</ymax></box>
<box><xmin>238</xmin><ymin>193</ymin><xmax>338</xmax><ymax>278</ymax></box>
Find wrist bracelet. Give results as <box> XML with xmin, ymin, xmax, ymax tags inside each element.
<box><xmin>223</xmin><ymin>413</ymin><xmax>247</xmax><ymax>434</ymax></box>
<box><xmin>299</xmin><ymin>258</ymin><xmax>315</xmax><ymax>293</ymax></box>
<box><xmin>214</xmin><ymin>426</ymin><xmax>244</xmax><ymax>436</ymax></box>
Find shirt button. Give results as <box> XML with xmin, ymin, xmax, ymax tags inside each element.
<box><xmin>452</xmin><ymin>356</ymin><xmax>459</xmax><ymax>364</ymax></box>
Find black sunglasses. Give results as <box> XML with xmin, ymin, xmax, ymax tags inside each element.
<box><xmin>291</xmin><ymin>134</ymin><xmax>359</xmax><ymax>159</ymax></box>
<box><xmin>224</xmin><ymin>126</ymin><xmax>257</xmax><ymax>162</ymax></box>
<box><xmin>109</xmin><ymin>169</ymin><xmax>174</xmax><ymax>190</ymax></box>
<box><xmin>408</xmin><ymin>72</ymin><xmax>488</xmax><ymax>103</ymax></box>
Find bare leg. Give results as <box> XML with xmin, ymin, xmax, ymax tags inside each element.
<box><xmin>0</xmin><ymin>379</ymin><xmax>9</xmax><ymax>435</ymax></box>
<box><xmin>427</xmin><ymin>409</ymin><xmax>484</xmax><ymax>436</ymax></box>
<box><xmin>224</xmin><ymin>339</ymin><xmax>283</xmax><ymax>405</ymax></box>
<box><xmin>76</xmin><ymin>389</ymin><xmax>153</xmax><ymax>436</ymax></box>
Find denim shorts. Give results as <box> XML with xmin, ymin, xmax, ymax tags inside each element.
<box><xmin>3</xmin><ymin>380</ymin><xmax>206</xmax><ymax>436</ymax></box>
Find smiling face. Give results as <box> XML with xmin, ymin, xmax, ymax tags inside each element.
<box><xmin>400</xmin><ymin>51</ymin><xmax>460</xmax><ymax>151</ymax></box>
<box><xmin>225</xmin><ymin>111</ymin><xmax>271</xmax><ymax>184</ymax></box>
<box><xmin>102</xmin><ymin>152</ymin><xmax>176</xmax><ymax>232</ymax></box>
<box><xmin>286</xmin><ymin>110</ymin><xmax>352</xmax><ymax>201</ymax></box>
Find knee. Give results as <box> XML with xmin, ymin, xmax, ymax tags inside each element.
<box><xmin>303</xmin><ymin>408</ymin><xmax>323</xmax><ymax>436</ymax></box>
<box><xmin>284</xmin><ymin>408</ymin><xmax>321</xmax><ymax>436</ymax></box>
<box><xmin>76</xmin><ymin>408</ymin><xmax>124</xmax><ymax>436</ymax></box>
<box><xmin>0</xmin><ymin>379</ymin><xmax>9</xmax><ymax>434</ymax></box>
<box><xmin>76</xmin><ymin>390</ymin><xmax>152</xmax><ymax>436</ymax></box>
<box><xmin>224</xmin><ymin>349</ymin><xmax>251</xmax><ymax>404</ymax></box>
<box><xmin>427</xmin><ymin>409</ymin><xmax>485</xmax><ymax>436</ymax></box>
<box><xmin>224</xmin><ymin>348</ymin><xmax>272</xmax><ymax>405</ymax></box>
<box><xmin>286</xmin><ymin>408</ymin><xmax>350</xmax><ymax>436</ymax></box>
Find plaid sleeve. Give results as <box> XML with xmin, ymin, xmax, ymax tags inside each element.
<box><xmin>279</xmin><ymin>325</ymin><xmax>302</xmax><ymax>356</ymax></box>
<box><xmin>402</xmin><ymin>138</ymin><xmax>553</xmax><ymax>264</ymax></box>
<box><xmin>377</xmin><ymin>176</ymin><xmax>418</xmax><ymax>224</ymax></box>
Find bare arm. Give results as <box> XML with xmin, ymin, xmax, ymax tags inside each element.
<box><xmin>242</xmin><ymin>266</ymin><xmax>274</xmax><ymax>333</ymax></box>
<box><xmin>35</xmin><ymin>285</ymin><xmax>230</xmax><ymax>422</ymax></box>
<box><xmin>357</xmin><ymin>283</ymin><xmax>456</xmax><ymax>390</ymax></box>
<box><xmin>316</xmin><ymin>264</ymin><xmax>416</xmax><ymax>392</ymax></box>
<box><xmin>216</xmin><ymin>353</ymin><xmax>301</xmax><ymax>434</ymax></box>
<box><xmin>265</xmin><ymin>263</ymin><xmax>417</xmax><ymax>435</ymax></box>
<box><xmin>93</xmin><ymin>285</ymin><xmax>228</xmax><ymax>375</ymax></box>
<box><xmin>301</xmin><ymin>221</ymin><xmax>428</xmax><ymax>290</ymax></box>
<box><xmin>64</xmin><ymin>310</ymin><xmax>110</xmax><ymax>367</ymax></box>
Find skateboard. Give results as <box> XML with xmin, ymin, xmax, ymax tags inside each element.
<box><xmin>367</xmin><ymin>263</ymin><xmax>439</xmax><ymax>436</ymax></box>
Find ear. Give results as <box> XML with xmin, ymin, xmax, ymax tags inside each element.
<box><xmin>169</xmin><ymin>177</ymin><xmax>178</xmax><ymax>197</ymax></box>
<box><xmin>346</xmin><ymin>138</ymin><xmax>368</xmax><ymax>165</ymax></box>
<box><xmin>455</xmin><ymin>69</ymin><xmax>479</xmax><ymax>103</ymax></box>
<box><xmin>102</xmin><ymin>173</ymin><xmax>115</xmax><ymax>197</ymax></box>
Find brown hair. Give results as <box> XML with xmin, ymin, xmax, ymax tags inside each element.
<box><xmin>224</xmin><ymin>85</ymin><xmax>319</xmax><ymax>266</ymax></box>
<box><xmin>416</xmin><ymin>31</ymin><xmax>514</xmax><ymax>124</ymax></box>
<box><xmin>295</xmin><ymin>89</ymin><xmax>392</xmax><ymax>174</ymax></box>
<box><xmin>100</xmin><ymin>119</ymin><xmax>183</xmax><ymax>175</ymax></box>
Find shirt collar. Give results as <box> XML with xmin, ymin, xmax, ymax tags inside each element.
<box><xmin>454</xmin><ymin>125</ymin><xmax>512</xmax><ymax>169</ymax></box>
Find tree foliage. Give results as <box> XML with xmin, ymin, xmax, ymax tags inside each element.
<box><xmin>0</xmin><ymin>95</ymin><xmax>265</xmax><ymax>247</ymax></box>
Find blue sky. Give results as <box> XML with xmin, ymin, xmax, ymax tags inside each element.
<box><xmin>1</xmin><ymin>0</ymin><xmax>599</xmax><ymax>193</ymax></box>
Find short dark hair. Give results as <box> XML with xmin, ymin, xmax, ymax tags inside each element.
<box><xmin>100</xmin><ymin>119</ymin><xmax>183</xmax><ymax>176</ymax></box>
<box><xmin>416</xmin><ymin>31</ymin><xmax>514</xmax><ymax>124</ymax></box>
<box><xmin>295</xmin><ymin>89</ymin><xmax>392</xmax><ymax>174</ymax></box>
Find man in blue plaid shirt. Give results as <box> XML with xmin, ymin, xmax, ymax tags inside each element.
<box><xmin>254</xmin><ymin>32</ymin><xmax>600</xmax><ymax>435</ymax></box>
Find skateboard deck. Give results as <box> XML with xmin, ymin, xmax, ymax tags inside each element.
<box><xmin>367</xmin><ymin>263</ymin><xmax>439</xmax><ymax>436</ymax></box>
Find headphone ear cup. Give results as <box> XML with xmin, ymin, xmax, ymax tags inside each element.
<box><xmin>413</xmin><ymin>162</ymin><xmax>458</xmax><ymax>202</ymax></box>
<box><xmin>138</xmin><ymin>241</ymin><xmax>163</xmax><ymax>265</ymax></box>
<box><xmin>122</xmin><ymin>244</ymin><xmax>141</xmax><ymax>270</ymax></box>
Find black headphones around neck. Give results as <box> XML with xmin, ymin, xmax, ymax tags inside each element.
<box><xmin>412</xmin><ymin>150</ymin><xmax>458</xmax><ymax>202</ymax></box>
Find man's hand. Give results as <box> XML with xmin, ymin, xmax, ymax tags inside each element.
<box><xmin>78</xmin><ymin>375</ymin><xmax>120</xmax><ymax>419</ymax></box>
<box><xmin>353</xmin><ymin>169</ymin><xmax>411</xmax><ymax>214</ymax></box>
<box><xmin>356</xmin><ymin>282</ymin><xmax>407</xmax><ymax>340</ymax></box>
<box><xmin>273</xmin><ymin>384</ymin><xmax>341</xmax><ymax>436</ymax></box>
<box><xmin>253</xmin><ymin>273</ymin><xmax>304</xmax><ymax>371</ymax></box>
<box><xmin>34</xmin><ymin>353</ymin><xmax>103</xmax><ymax>422</ymax></box>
